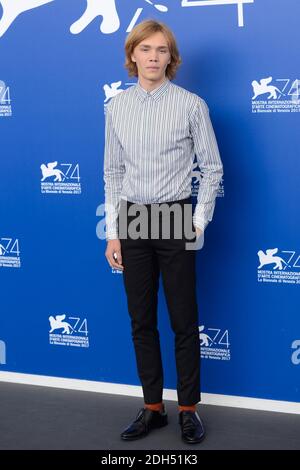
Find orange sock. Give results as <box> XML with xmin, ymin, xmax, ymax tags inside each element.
<box><xmin>178</xmin><ymin>405</ymin><xmax>196</xmax><ymax>413</ymax></box>
<box><xmin>144</xmin><ymin>402</ymin><xmax>164</xmax><ymax>412</ymax></box>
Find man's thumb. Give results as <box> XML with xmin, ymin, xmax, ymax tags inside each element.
<box><xmin>116</xmin><ymin>251</ymin><xmax>122</xmax><ymax>265</ymax></box>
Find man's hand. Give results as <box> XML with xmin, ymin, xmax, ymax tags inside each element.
<box><xmin>195</xmin><ymin>226</ymin><xmax>203</xmax><ymax>239</ymax></box>
<box><xmin>105</xmin><ymin>239</ymin><xmax>124</xmax><ymax>271</ymax></box>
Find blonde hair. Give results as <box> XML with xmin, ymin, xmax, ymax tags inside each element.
<box><xmin>124</xmin><ymin>19</ymin><xmax>182</xmax><ymax>80</ymax></box>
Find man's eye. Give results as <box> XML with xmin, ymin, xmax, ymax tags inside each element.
<box><xmin>141</xmin><ymin>49</ymin><xmax>167</xmax><ymax>52</ymax></box>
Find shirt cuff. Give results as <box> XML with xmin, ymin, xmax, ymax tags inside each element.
<box><xmin>192</xmin><ymin>216</ymin><xmax>206</xmax><ymax>234</ymax></box>
<box><xmin>105</xmin><ymin>229</ymin><xmax>119</xmax><ymax>241</ymax></box>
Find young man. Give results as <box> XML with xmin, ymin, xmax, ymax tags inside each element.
<box><xmin>103</xmin><ymin>19</ymin><xmax>223</xmax><ymax>444</ymax></box>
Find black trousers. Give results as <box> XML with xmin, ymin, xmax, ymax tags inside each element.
<box><xmin>118</xmin><ymin>196</ymin><xmax>201</xmax><ymax>406</ymax></box>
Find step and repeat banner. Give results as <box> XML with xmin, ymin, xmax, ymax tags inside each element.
<box><xmin>0</xmin><ymin>1</ymin><xmax>299</xmax><ymax>406</ymax></box>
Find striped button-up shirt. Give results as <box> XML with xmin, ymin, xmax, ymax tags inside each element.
<box><xmin>103</xmin><ymin>77</ymin><xmax>223</xmax><ymax>240</ymax></box>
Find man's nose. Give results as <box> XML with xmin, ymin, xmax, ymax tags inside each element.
<box><xmin>150</xmin><ymin>53</ymin><xmax>159</xmax><ymax>61</ymax></box>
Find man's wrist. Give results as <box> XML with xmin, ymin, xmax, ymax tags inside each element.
<box><xmin>106</xmin><ymin>232</ymin><xmax>119</xmax><ymax>241</ymax></box>
<box><xmin>193</xmin><ymin>219</ymin><xmax>205</xmax><ymax>234</ymax></box>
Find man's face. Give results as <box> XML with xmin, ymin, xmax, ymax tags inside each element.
<box><xmin>131</xmin><ymin>32</ymin><xmax>171</xmax><ymax>83</ymax></box>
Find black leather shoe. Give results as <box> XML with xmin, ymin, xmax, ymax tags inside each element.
<box><xmin>120</xmin><ymin>405</ymin><xmax>168</xmax><ymax>440</ymax></box>
<box><xmin>179</xmin><ymin>410</ymin><xmax>205</xmax><ymax>444</ymax></box>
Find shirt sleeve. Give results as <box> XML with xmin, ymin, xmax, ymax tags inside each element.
<box><xmin>103</xmin><ymin>103</ymin><xmax>125</xmax><ymax>240</ymax></box>
<box><xmin>189</xmin><ymin>97</ymin><xmax>223</xmax><ymax>232</ymax></box>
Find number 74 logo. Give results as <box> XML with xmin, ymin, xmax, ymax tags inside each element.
<box><xmin>199</xmin><ymin>326</ymin><xmax>230</xmax><ymax>348</ymax></box>
<box><xmin>181</xmin><ymin>0</ymin><xmax>254</xmax><ymax>27</ymax></box>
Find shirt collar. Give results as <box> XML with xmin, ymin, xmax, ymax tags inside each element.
<box><xmin>135</xmin><ymin>77</ymin><xmax>171</xmax><ymax>103</ymax></box>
